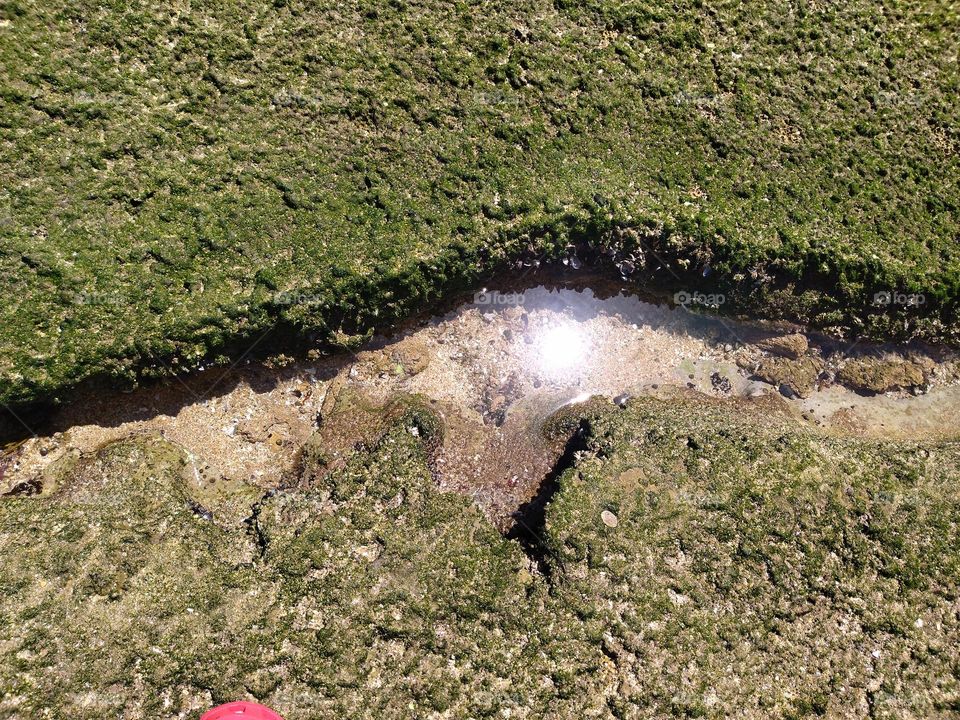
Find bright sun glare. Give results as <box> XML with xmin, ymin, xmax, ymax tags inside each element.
<box><xmin>536</xmin><ymin>322</ymin><xmax>589</xmax><ymax>376</ymax></box>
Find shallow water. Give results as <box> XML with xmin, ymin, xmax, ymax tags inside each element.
<box><xmin>3</xmin><ymin>282</ymin><xmax>958</xmax><ymax>527</ymax></box>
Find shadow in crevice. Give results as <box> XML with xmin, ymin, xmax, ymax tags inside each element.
<box><xmin>3</xmin><ymin>351</ymin><xmax>344</xmax><ymax>448</ymax></box>
<box><xmin>243</xmin><ymin>488</ymin><xmax>279</xmax><ymax>562</ymax></box>
<box><xmin>506</xmin><ymin>418</ymin><xmax>590</xmax><ymax>582</ymax></box>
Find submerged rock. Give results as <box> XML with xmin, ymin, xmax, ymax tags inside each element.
<box><xmin>752</xmin><ymin>355</ymin><xmax>825</xmax><ymax>398</ymax></box>
<box><xmin>837</xmin><ymin>357</ymin><xmax>928</xmax><ymax>394</ymax></box>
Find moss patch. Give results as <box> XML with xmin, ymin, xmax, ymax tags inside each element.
<box><xmin>3</xmin><ymin>397</ymin><xmax>960</xmax><ymax>717</ymax></box>
<box><xmin>1</xmin><ymin>0</ymin><xmax>959</xmax><ymax>409</ymax></box>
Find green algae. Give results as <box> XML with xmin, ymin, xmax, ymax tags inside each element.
<box><xmin>544</xmin><ymin>395</ymin><xmax>960</xmax><ymax>717</ymax></box>
<box><xmin>1</xmin><ymin>0</ymin><xmax>959</xmax><ymax>411</ymax></box>
<box><xmin>2</xmin><ymin>395</ymin><xmax>960</xmax><ymax>717</ymax></box>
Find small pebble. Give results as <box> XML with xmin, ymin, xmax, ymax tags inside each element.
<box><xmin>779</xmin><ymin>384</ymin><xmax>799</xmax><ymax>399</ymax></box>
<box><xmin>601</xmin><ymin>510</ymin><xmax>619</xmax><ymax>528</ymax></box>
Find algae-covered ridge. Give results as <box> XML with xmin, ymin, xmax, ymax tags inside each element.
<box><xmin>1</xmin><ymin>0</ymin><xmax>959</xmax><ymax>409</ymax></box>
<box><xmin>2</xmin><ymin>395</ymin><xmax>959</xmax><ymax>718</ymax></box>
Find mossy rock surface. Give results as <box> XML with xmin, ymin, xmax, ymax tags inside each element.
<box><xmin>1</xmin><ymin>0</ymin><xmax>959</xmax><ymax>408</ymax></box>
<box><xmin>544</xmin><ymin>396</ymin><xmax>960</xmax><ymax>717</ymax></box>
<box><xmin>2</xmin><ymin>398</ymin><xmax>960</xmax><ymax>718</ymax></box>
<box><xmin>836</xmin><ymin>357</ymin><xmax>929</xmax><ymax>394</ymax></box>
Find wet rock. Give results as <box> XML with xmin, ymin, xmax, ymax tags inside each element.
<box><xmin>238</xmin><ymin>419</ymin><xmax>290</xmax><ymax>449</ymax></box>
<box><xmin>489</xmin><ymin>394</ymin><xmax>507</xmax><ymax>414</ymax></box>
<box><xmin>265</xmin><ymin>425</ymin><xmax>288</xmax><ymax>451</ymax></box>
<box><xmin>358</xmin><ymin>340</ymin><xmax>432</xmax><ymax>378</ymax></box>
<box><xmin>188</xmin><ymin>499</ymin><xmax>214</xmax><ymax>521</ymax></box>
<box><xmin>390</xmin><ymin>339</ymin><xmax>432</xmax><ymax>376</ymax></box>
<box><xmin>736</xmin><ymin>356</ymin><xmax>760</xmax><ymax>373</ymax></box>
<box><xmin>752</xmin><ymin>356</ymin><xmax>825</xmax><ymax>398</ymax></box>
<box><xmin>836</xmin><ymin>358</ymin><xmax>927</xmax><ymax>394</ymax></box>
<box><xmin>758</xmin><ymin>332</ymin><xmax>808</xmax><ymax>359</ymax></box>
<box><xmin>307</xmin><ymin>387</ymin><xmax>444</xmax><ymax>482</ymax></box>
<box><xmin>778</xmin><ymin>383</ymin><xmax>799</xmax><ymax>399</ymax></box>
<box><xmin>480</xmin><ymin>373</ymin><xmax>522</xmax><ymax>426</ymax></box>
<box><xmin>2</xmin><ymin>478</ymin><xmax>42</xmax><ymax>497</ymax></box>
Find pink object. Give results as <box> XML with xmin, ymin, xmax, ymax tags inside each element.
<box><xmin>201</xmin><ymin>702</ymin><xmax>285</xmax><ymax>720</ymax></box>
